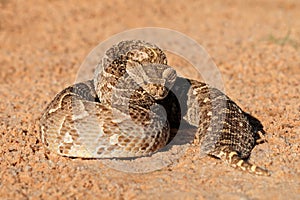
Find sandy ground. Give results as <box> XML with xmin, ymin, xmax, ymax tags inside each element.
<box><xmin>1</xmin><ymin>0</ymin><xmax>300</xmax><ymax>199</ymax></box>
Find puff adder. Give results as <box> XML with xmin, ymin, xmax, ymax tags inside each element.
<box><xmin>40</xmin><ymin>40</ymin><xmax>270</xmax><ymax>176</ymax></box>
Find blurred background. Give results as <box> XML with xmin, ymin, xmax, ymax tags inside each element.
<box><xmin>0</xmin><ymin>0</ymin><xmax>299</xmax><ymax>199</ymax></box>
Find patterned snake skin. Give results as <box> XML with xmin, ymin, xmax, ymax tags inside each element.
<box><xmin>40</xmin><ymin>40</ymin><xmax>269</xmax><ymax>176</ymax></box>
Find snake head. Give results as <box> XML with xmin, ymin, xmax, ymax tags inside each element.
<box><xmin>126</xmin><ymin>63</ymin><xmax>177</xmax><ymax>100</ymax></box>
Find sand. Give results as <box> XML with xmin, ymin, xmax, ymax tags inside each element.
<box><xmin>0</xmin><ymin>0</ymin><xmax>299</xmax><ymax>199</ymax></box>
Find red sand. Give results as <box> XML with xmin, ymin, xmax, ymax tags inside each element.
<box><xmin>1</xmin><ymin>0</ymin><xmax>299</xmax><ymax>199</ymax></box>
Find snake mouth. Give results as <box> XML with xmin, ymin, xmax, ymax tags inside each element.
<box><xmin>144</xmin><ymin>83</ymin><xmax>169</xmax><ymax>100</ymax></box>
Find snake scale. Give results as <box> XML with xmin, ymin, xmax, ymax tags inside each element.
<box><xmin>40</xmin><ymin>40</ymin><xmax>269</xmax><ymax>176</ymax></box>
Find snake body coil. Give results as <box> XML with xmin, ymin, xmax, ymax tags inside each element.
<box><xmin>40</xmin><ymin>40</ymin><xmax>269</xmax><ymax>176</ymax></box>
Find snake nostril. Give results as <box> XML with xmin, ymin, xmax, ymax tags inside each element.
<box><xmin>159</xmin><ymin>89</ymin><xmax>164</xmax><ymax>96</ymax></box>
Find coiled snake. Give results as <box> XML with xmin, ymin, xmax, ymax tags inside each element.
<box><xmin>40</xmin><ymin>40</ymin><xmax>269</xmax><ymax>176</ymax></box>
